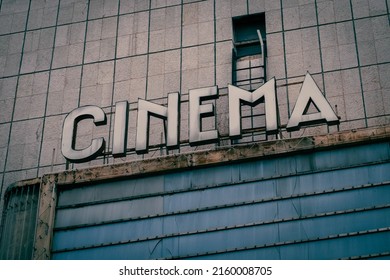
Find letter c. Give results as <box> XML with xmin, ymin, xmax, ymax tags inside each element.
<box><xmin>61</xmin><ymin>106</ymin><xmax>106</xmax><ymax>163</ymax></box>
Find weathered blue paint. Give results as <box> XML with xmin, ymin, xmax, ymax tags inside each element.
<box><xmin>52</xmin><ymin>142</ymin><xmax>390</xmax><ymax>260</ymax></box>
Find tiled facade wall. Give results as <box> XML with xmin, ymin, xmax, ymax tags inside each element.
<box><xmin>0</xmin><ymin>0</ymin><xmax>389</xmax><ymax>212</ymax></box>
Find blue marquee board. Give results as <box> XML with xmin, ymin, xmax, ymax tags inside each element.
<box><xmin>51</xmin><ymin>141</ymin><xmax>390</xmax><ymax>260</ymax></box>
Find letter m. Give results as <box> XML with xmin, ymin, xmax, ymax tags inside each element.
<box><xmin>228</xmin><ymin>78</ymin><xmax>277</xmax><ymax>138</ymax></box>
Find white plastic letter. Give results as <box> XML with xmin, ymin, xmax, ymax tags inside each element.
<box><xmin>286</xmin><ymin>73</ymin><xmax>339</xmax><ymax>131</ymax></box>
<box><xmin>62</xmin><ymin>106</ymin><xmax>106</xmax><ymax>162</ymax></box>
<box><xmin>189</xmin><ymin>86</ymin><xmax>219</xmax><ymax>145</ymax></box>
<box><xmin>112</xmin><ymin>101</ymin><xmax>128</xmax><ymax>157</ymax></box>
<box><xmin>228</xmin><ymin>78</ymin><xmax>277</xmax><ymax>138</ymax></box>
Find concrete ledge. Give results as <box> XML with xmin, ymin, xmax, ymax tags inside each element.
<box><xmin>8</xmin><ymin>124</ymin><xmax>390</xmax><ymax>191</ymax></box>
<box><xmin>54</xmin><ymin>124</ymin><xmax>390</xmax><ymax>185</ymax></box>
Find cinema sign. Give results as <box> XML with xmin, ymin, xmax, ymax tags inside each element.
<box><xmin>62</xmin><ymin>73</ymin><xmax>339</xmax><ymax>163</ymax></box>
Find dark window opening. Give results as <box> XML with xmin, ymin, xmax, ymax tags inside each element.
<box><xmin>231</xmin><ymin>13</ymin><xmax>273</xmax><ymax>144</ymax></box>
<box><xmin>232</xmin><ymin>13</ymin><xmax>266</xmax><ymax>91</ymax></box>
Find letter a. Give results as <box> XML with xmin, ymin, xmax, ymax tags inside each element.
<box><xmin>286</xmin><ymin>72</ymin><xmax>339</xmax><ymax>131</ymax></box>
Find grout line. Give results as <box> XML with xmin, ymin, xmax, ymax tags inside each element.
<box><xmin>267</xmin><ymin>13</ymin><xmax>389</xmax><ymax>35</ymax></box>
<box><xmin>314</xmin><ymin>0</ymin><xmax>329</xmax><ymax>134</ymax></box>
<box><xmin>35</xmin><ymin>0</ymin><xmax>62</xmax><ymax>178</ymax></box>
<box><xmin>349</xmin><ymin>0</ymin><xmax>368</xmax><ymax>128</ymax></box>
<box><xmin>145</xmin><ymin>0</ymin><xmax>152</xmax><ymax>100</ymax></box>
<box><xmin>279</xmin><ymin>0</ymin><xmax>289</xmax><ymax>113</ymax></box>
<box><xmin>106</xmin><ymin>0</ymin><xmax>121</xmax><ymax>165</ymax></box>
<box><xmin>279</xmin><ymin>0</ymin><xmax>291</xmax><ymax>141</ymax></box>
<box><xmin>77</xmin><ymin>0</ymin><xmax>91</xmax><ymax>108</ymax></box>
<box><xmin>1</xmin><ymin>62</ymin><xmax>390</xmax><ymax>125</ymax></box>
<box><xmin>0</xmin><ymin>8</ymin><xmax>388</xmax><ymax>40</ymax></box>
<box><xmin>72</xmin><ymin>0</ymin><xmax>91</xmax><ymax>171</ymax></box>
<box><xmin>179</xmin><ymin>0</ymin><xmax>185</xmax><ymax>154</ymax></box>
<box><xmin>0</xmin><ymin>0</ymin><xmax>33</xmax><ymax>230</ymax></box>
<box><xmin>139</xmin><ymin>0</ymin><xmax>153</xmax><ymax>161</ymax></box>
<box><xmin>213</xmin><ymin>0</ymin><xmax>216</xmax><ymax>86</ymax></box>
<box><xmin>0</xmin><ymin>41</ymin><xmax>229</xmax><ymax>80</ymax></box>
<box><xmin>1</xmin><ymin>58</ymin><xmax>389</xmax><ymax>83</ymax></box>
<box><xmin>213</xmin><ymin>0</ymin><xmax>218</xmax><ymax>148</ymax></box>
<box><xmin>0</xmin><ymin>0</ymin><xmax>205</xmax><ymax>39</ymax></box>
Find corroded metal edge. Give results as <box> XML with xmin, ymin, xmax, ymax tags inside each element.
<box><xmin>57</xmin><ymin>125</ymin><xmax>390</xmax><ymax>185</ymax></box>
<box><xmin>33</xmin><ymin>175</ymin><xmax>56</xmax><ymax>260</ymax></box>
<box><xmin>22</xmin><ymin>124</ymin><xmax>389</xmax><ymax>259</ymax></box>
